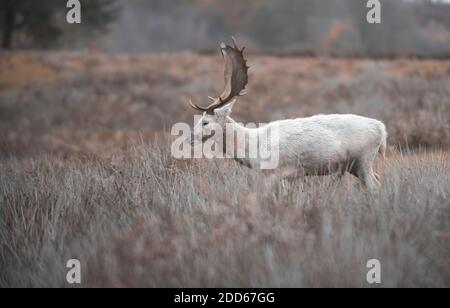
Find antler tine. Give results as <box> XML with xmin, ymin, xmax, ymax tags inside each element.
<box><xmin>188</xmin><ymin>98</ymin><xmax>207</xmax><ymax>112</ymax></box>
<box><xmin>220</xmin><ymin>42</ymin><xmax>226</xmax><ymax>59</ymax></box>
<box><xmin>188</xmin><ymin>98</ymin><xmax>199</xmax><ymax>110</ymax></box>
<box><xmin>231</xmin><ymin>36</ymin><xmax>239</xmax><ymax>50</ymax></box>
<box><xmin>231</xmin><ymin>36</ymin><xmax>247</xmax><ymax>54</ymax></box>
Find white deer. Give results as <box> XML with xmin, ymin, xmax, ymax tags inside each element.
<box><xmin>189</xmin><ymin>38</ymin><xmax>387</xmax><ymax>189</ymax></box>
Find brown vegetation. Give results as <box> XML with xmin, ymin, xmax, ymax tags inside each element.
<box><xmin>1</xmin><ymin>52</ymin><xmax>449</xmax><ymax>159</ymax></box>
<box><xmin>0</xmin><ymin>52</ymin><xmax>449</xmax><ymax>287</ymax></box>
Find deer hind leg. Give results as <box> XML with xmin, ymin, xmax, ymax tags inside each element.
<box><xmin>348</xmin><ymin>153</ymin><xmax>380</xmax><ymax>190</ymax></box>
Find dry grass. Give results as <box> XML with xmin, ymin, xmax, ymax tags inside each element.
<box><xmin>0</xmin><ymin>146</ymin><xmax>449</xmax><ymax>287</ymax></box>
<box><xmin>0</xmin><ymin>52</ymin><xmax>449</xmax><ymax>287</ymax></box>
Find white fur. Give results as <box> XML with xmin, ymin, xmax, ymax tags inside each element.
<box><xmin>193</xmin><ymin>103</ymin><xmax>387</xmax><ymax>189</ymax></box>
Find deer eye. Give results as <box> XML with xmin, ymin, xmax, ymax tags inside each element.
<box><xmin>202</xmin><ymin>122</ymin><xmax>208</xmax><ymax>126</ymax></box>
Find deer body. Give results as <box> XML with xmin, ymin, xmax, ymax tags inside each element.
<box><xmin>212</xmin><ymin>112</ymin><xmax>386</xmax><ymax>188</ymax></box>
<box><xmin>188</xmin><ymin>38</ymin><xmax>387</xmax><ymax>189</ymax></box>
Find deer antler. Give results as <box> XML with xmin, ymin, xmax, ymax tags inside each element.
<box><xmin>189</xmin><ymin>37</ymin><xmax>249</xmax><ymax>113</ymax></box>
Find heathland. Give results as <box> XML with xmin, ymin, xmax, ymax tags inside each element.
<box><xmin>0</xmin><ymin>52</ymin><xmax>449</xmax><ymax>287</ymax></box>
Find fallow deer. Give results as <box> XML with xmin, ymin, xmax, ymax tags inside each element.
<box><xmin>189</xmin><ymin>38</ymin><xmax>387</xmax><ymax>189</ymax></box>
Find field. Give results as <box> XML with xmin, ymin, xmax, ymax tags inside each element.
<box><xmin>0</xmin><ymin>52</ymin><xmax>449</xmax><ymax>287</ymax></box>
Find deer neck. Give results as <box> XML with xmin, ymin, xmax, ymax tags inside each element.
<box><xmin>222</xmin><ymin>116</ymin><xmax>254</xmax><ymax>136</ymax></box>
<box><xmin>220</xmin><ymin>116</ymin><xmax>259</xmax><ymax>168</ymax></box>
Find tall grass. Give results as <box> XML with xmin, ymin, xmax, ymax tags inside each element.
<box><xmin>1</xmin><ymin>146</ymin><xmax>449</xmax><ymax>287</ymax></box>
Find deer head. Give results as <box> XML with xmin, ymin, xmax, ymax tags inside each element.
<box><xmin>189</xmin><ymin>37</ymin><xmax>249</xmax><ymax>145</ymax></box>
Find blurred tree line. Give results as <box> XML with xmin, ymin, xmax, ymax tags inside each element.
<box><xmin>0</xmin><ymin>0</ymin><xmax>117</xmax><ymax>49</ymax></box>
<box><xmin>233</xmin><ymin>0</ymin><xmax>450</xmax><ymax>56</ymax></box>
<box><xmin>1</xmin><ymin>0</ymin><xmax>450</xmax><ymax>57</ymax></box>
<box><xmin>105</xmin><ymin>0</ymin><xmax>450</xmax><ymax>56</ymax></box>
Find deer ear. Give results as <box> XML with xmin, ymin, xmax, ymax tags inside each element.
<box><xmin>214</xmin><ymin>100</ymin><xmax>235</xmax><ymax>117</ymax></box>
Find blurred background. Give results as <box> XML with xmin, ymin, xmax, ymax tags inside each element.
<box><xmin>2</xmin><ymin>0</ymin><xmax>450</xmax><ymax>56</ymax></box>
<box><xmin>1</xmin><ymin>0</ymin><xmax>450</xmax><ymax>159</ymax></box>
